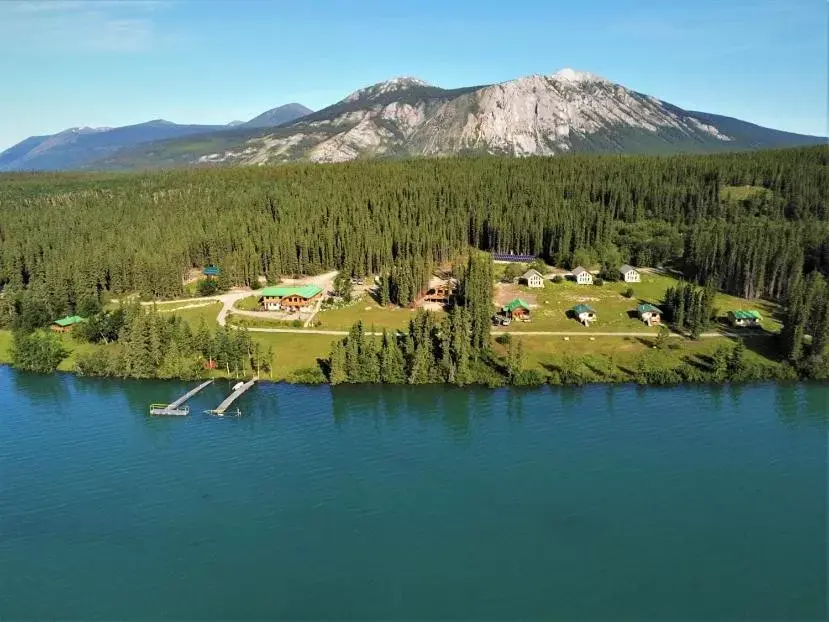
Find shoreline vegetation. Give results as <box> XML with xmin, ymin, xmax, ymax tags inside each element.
<box><xmin>1</xmin><ymin>148</ymin><xmax>827</xmax><ymax>386</ymax></box>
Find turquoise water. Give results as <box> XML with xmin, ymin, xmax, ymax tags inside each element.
<box><xmin>0</xmin><ymin>366</ymin><xmax>826</xmax><ymax>621</ymax></box>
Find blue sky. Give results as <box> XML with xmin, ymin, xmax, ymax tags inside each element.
<box><xmin>0</xmin><ymin>0</ymin><xmax>825</xmax><ymax>150</ymax></box>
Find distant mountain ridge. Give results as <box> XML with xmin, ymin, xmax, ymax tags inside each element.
<box><xmin>2</xmin><ymin>69</ymin><xmax>824</xmax><ymax>171</ymax></box>
<box><xmin>0</xmin><ymin>105</ymin><xmax>314</xmax><ymax>172</ymax></box>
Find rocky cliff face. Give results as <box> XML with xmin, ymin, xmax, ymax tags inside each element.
<box><xmin>195</xmin><ymin>69</ymin><xmax>744</xmax><ymax>165</ymax></box>
<box><xmin>92</xmin><ymin>69</ymin><xmax>825</xmax><ymax>170</ymax></box>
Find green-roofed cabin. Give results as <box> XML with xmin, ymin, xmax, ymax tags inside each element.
<box><xmin>260</xmin><ymin>284</ymin><xmax>323</xmax><ymax>312</ymax></box>
<box><xmin>572</xmin><ymin>303</ymin><xmax>597</xmax><ymax>326</ymax></box>
<box><xmin>637</xmin><ymin>303</ymin><xmax>662</xmax><ymax>326</ymax></box>
<box><xmin>727</xmin><ymin>309</ymin><xmax>762</xmax><ymax>328</ymax></box>
<box><xmin>50</xmin><ymin>315</ymin><xmax>86</xmax><ymax>333</ymax></box>
<box><xmin>502</xmin><ymin>298</ymin><xmax>531</xmax><ymax>320</ymax></box>
<box><xmin>203</xmin><ymin>265</ymin><xmax>221</xmax><ymax>279</ymax></box>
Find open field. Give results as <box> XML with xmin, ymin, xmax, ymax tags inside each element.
<box><xmin>497</xmin><ymin>271</ymin><xmax>781</xmax><ymax>334</ymax></box>
<box><xmin>313</xmin><ymin>296</ymin><xmax>425</xmax><ymax>331</ymax></box>
<box><xmin>249</xmin><ymin>333</ymin><xmax>336</xmax><ymax>380</ymax></box>
<box><xmin>162</xmin><ymin>301</ymin><xmax>222</xmax><ymax>328</ymax></box>
<box><xmin>0</xmin><ymin>331</ymin><xmax>11</xmax><ymax>364</ymax></box>
<box><xmin>720</xmin><ymin>185</ymin><xmax>772</xmax><ymax>202</ymax></box>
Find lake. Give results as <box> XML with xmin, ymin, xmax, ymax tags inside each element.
<box><xmin>0</xmin><ymin>366</ymin><xmax>826</xmax><ymax>621</ymax></box>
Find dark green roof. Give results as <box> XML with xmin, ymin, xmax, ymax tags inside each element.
<box><xmin>572</xmin><ymin>303</ymin><xmax>596</xmax><ymax>315</ymax></box>
<box><xmin>53</xmin><ymin>315</ymin><xmax>86</xmax><ymax>327</ymax></box>
<box><xmin>729</xmin><ymin>310</ymin><xmax>762</xmax><ymax>320</ymax></box>
<box><xmin>261</xmin><ymin>284</ymin><xmax>323</xmax><ymax>299</ymax></box>
<box><xmin>637</xmin><ymin>303</ymin><xmax>661</xmax><ymax>314</ymax></box>
<box><xmin>502</xmin><ymin>298</ymin><xmax>531</xmax><ymax>313</ymax></box>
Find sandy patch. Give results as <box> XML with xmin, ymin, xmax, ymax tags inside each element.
<box><xmin>494</xmin><ymin>283</ymin><xmax>538</xmax><ymax>307</ymax></box>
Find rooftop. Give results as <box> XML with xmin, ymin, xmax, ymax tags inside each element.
<box><xmin>572</xmin><ymin>303</ymin><xmax>596</xmax><ymax>314</ymax></box>
<box><xmin>638</xmin><ymin>303</ymin><xmax>661</xmax><ymax>313</ymax></box>
<box><xmin>502</xmin><ymin>298</ymin><xmax>531</xmax><ymax>313</ymax></box>
<box><xmin>729</xmin><ymin>310</ymin><xmax>762</xmax><ymax>320</ymax></box>
<box><xmin>522</xmin><ymin>269</ymin><xmax>543</xmax><ymax>279</ymax></box>
<box><xmin>572</xmin><ymin>266</ymin><xmax>590</xmax><ymax>276</ymax></box>
<box><xmin>261</xmin><ymin>284</ymin><xmax>323</xmax><ymax>299</ymax></box>
<box><xmin>620</xmin><ymin>264</ymin><xmax>637</xmax><ymax>273</ymax></box>
<box><xmin>53</xmin><ymin>315</ymin><xmax>86</xmax><ymax>327</ymax></box>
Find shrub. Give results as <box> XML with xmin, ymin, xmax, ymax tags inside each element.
<box><xmin>196</xmin><ymin>279</ymin><xmax>222</xmax><ymax>296</ymax></box>
<box><xmin>291</xmin><ymin>319</ymin><xmax>303</xmax><ymax>328</ymax></box>
<box><xmin>11</xmin><ymin>330</ymin><xmax>67</xmax><ymax>373</ymax></box>
<box><xmin>552</xmin><ymin>275</ymin><xmax>564</xmax><ymax>284</ymax></box>
<box><xmin>511</xmin><ymin>369</ymin><xmax>547</xmax><ymax>386</ymax></box>
<box><xmin>594</xmin><ymin>277</ymin><xmax>605</xmax><ymax>286</ymax></box>
<box><xmin>622</xmin><ymin>287</ymin><xmax>634</xmax><ymax>298</ymax></box>
<box><xmin>288</xmin><ymin>366</ymin><xmax>327</xmax><ymax>384</ymax></box>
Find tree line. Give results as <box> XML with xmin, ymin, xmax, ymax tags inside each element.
<box><xmin>1</xmin><ymin>147</ymin><xmax>826</xmax><ymax>332</ymax></box>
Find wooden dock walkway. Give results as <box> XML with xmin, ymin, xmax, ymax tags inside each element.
<box><xmin>209</xmin><ymin>379</ymin><xmax>256</xmax><ymax>415</ymax></box>
<box><xmin>150</xmin><ymin>379</ymin><xmax>214</xmax><ymax>416</ymax></box>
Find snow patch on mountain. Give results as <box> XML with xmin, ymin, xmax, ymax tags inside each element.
<box><xmin>344</xmin><ymin>76</ymin><xmax>431</xmax><ymax>102</ymax></box>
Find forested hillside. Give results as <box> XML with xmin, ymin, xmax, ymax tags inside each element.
<box><xmin>0</xmin><ymin>147</ymin><xmax>826</xmax><ymax>324</ymax></box>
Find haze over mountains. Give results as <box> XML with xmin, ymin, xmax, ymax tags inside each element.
<box><xmin>1</xmin><ymin>69</ymin><xmax>824</xmax><ymax>172</ymax></box>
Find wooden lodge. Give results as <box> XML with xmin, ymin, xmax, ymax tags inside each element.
<box><xmin>572</xmin><ymin>303</ymin><xmax>597</xmax><ymax>326</ymax></box>
<box><xmin>50</xmin><ymin>315</ymin><xmax>86</xmax><ymax>333</ymax></box>
<box><xmin>502</xmin><ymin>298</ymin><xmax>531</xmax><ymax>320</ymax></box>
<box><xmin>422</xmin><ymin>284</ymin><xmax>454</xmax><ymax>303</ymax></box>
<box><xmin>260</xmin><ymin>284</ymin><xmax>323</xmax><ymax>312</ymax></box>
<box><xmin>637</xmin><ymin>303</ymin><xmax>662</xmax><ymax>326</ymax></box>
<box><xmin>728</xmin><ymin>309</ymin><xmax>762</xmax><ymax>328</ymax></box>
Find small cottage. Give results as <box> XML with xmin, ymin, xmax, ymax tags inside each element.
<box><xmin>502</xmin><ymin>298</ymin><xmax>531</xmax><ymax>320</ymax></box>
<box><xmin>572</xmin><ymin>303</ymin><xmax>597</xmax><ymax>326</ymax></box>
<box><xmin>728</xmin><ymin>310</ymin><xmax>762</xmax><ymax>328</ymax></box>
<box><xmin>572</xmin><ymin>267</ymin><xmax>593</xmax><ymax>285</ymax></box>
<box><xmin>520</xmin><ymin>269</ymin><xmax>545</xmax><ymax>288</ymax></box>
<box><xmin>203</xmin><ymin>265</ymin><xmax>221</xmax><ymax>279</ymax></box>
<box><xmin>260</xmin><ymin>284</ymin><xmax>323</xmax><ymax>312</ymax></box>
<box><xmin>637</xmin><ymin>303</ymin><xmax>662</xmax><ymax>326</ymax></box>
<box><xmin>619</xmin><ymin>264</ymin><xmax>640</xmax><ymax>283</ymax></box>
<box><xmin>50</xmin><ymin>315</ymin><xmax>86</xmax><ymax>333</ymax></box>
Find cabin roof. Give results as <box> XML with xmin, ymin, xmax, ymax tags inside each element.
<box><xmin>502</xmin><ymin>298</ymin><xmax>531</xmax><ymax>313</ymax></box>
<box><xmin>53</xmin><ymin>315</ymin><xmax>86</xmax><ymax>327</ymax></box>
<box><xmin>572</xmin><ymin>266</ymin><xmax>590</xmax><ymax>276</ymax></box>
<box><xmin>637</xmin><ymin>303</ymin><xmax>661</xmax><ymax>314</ymax></box>
<box><xmin>261</xmin><ymin>284</ymin><xmax>323</xmax><ymax>299</ymax></box>
<box><xmin>729</xmin><ymin>309</ymin><xmax>762</xmax><ymax>320</ymax></box>
<box><xmin>620</xmin><ymin>264</ymin><xmax>637</xmax><ymax>274</ymax></box>
<box><xmin>572</xmin><ymin>303</ymin><xmax>596</xmax><ymax>315</ymax></box>
<box><xmin>203</xmin><ymin>265</ymin><xmax>221</xmax><ymax>276</ymax></box>
<box><xmin>522</xmin><ymin>269</ymin><xmax>543</xmax><ymax>280</ymax></box>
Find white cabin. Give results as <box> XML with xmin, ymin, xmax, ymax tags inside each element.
<box><xmin>620</xmin><ymin>264</ymin><xmax>641</xmax><ymax>283</ymax></box>
<box><xmin>572</xmin><ymin>267</ymin><xmax>593</xmax><ymax>285</ymax></box>
<box><xmin>520</xmin><ymin>269</ymin><xmax>545</xmax><ymax>288</ymax></box>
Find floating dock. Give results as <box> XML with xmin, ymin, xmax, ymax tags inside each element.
<box><xmin>150</xmin><ymin>379</ymin><xmax>214</xmax><ymax>416</ymax></box>
<box><xmin>208</xmin><ymin>379</ymin><xmax>256</xmax><ymax>416</ymax></box>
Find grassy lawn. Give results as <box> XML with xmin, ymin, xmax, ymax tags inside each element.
<box><xmin>228</xmin><ymin>314</ymin><xmax>306</xmax><ymax>329</ymax></box>
<box><xmin>234</xmin><ymin>295</ymin><xmax>261</xmax><ymax>311</ymax></box>
<box><xmin>499</xmin><ymin>271</ymin><xmax>781</xmax><ymax>333</ymax></box>
<box><xmin>314</xmin><ymin>296</ymin><xmax>425</xmax><ymax>331</ymax></box>
<box><xmin>496</xmin><ymin>332</ymin><xmax>784</xmax><ymax>380</ymax></box>
<box><xmin>0</xmin><ymin>330</ymin><xmax>11</xmax><ymax>364</ymax></box>
<box><xmin>160</xmin><ymin>301</ymin><xmax>222</xmax><ymax>328</ymax></box>
<box><xmin>720</xmin><ymin>185</ymin><xmax>772</xmax><ymax>202</ymax></box>
<box><xmin>250</xmin><ymin>332</ymin><xmax>337</xmax><ymax>380</ymax></box>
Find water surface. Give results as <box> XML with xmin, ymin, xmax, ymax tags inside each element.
<box><xmin>0</xmin><ymin>368</ymin><xmax>826</xmax><ymax>620</ymax></box>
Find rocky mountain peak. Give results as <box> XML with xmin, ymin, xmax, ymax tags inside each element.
<box><xmin>343</xmin><ymin>76</ymin><xmax>432</xmax><ymax>103</ymax></box>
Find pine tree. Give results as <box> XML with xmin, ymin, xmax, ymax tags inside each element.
<box><xmin>328</xmin><ymin>340</ymin><xmax>347</xmax><ymax>385</ymax></box>
<box><xmin>379</xmin><ymin>330</ymin><xmax>406</xmax><ymax>383</ymax></box>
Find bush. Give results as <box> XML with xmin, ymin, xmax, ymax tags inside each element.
<box><xmin>288</xmin><ymin>366</ymin><xmax>327</xmax><ymax>384</ymax></box>
<box><xmin>594</xmin><ymin>277</ymin><xmax>605</xmax><ymax>286</ymax></box>
<box><xmin>196</xmin><ymin>279</ymin><xmax>223</xmax><ymax>296</ymax></box>
<box><xmin>622</xmin><ymin>287</ymin><xmax>634</xmax><ymax>298</ymax></box>
<box><xmin>11</xmin><ymin>330</ymin><xmax>67</xmax><ymax>373</ymax></box>
<box><xmin>551</xmin><ymin>275</ymin><xmax>564</xmax><ymax>284</ymax></box>
<box><xmin>511</xmin><ymin>369</ymin><xmax>547</xmax><ymax>386</ymax></box>
<box><xmin>291</xmin><ymin>319</ymin><xmax>303</xmax><ymax>328</ymax></box>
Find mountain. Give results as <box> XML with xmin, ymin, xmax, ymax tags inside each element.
<box><xmin>0</xmin><ymin>120</ymin><xmax>233</xmax><ymax>171</ymax></box>
<box><xmin>11</xmin><ymin>71</ymin><xmax>824</xmax><ymax>171</ymax></box>
<box><xmin>242</xmin><ymin>103</ymin><xmax>313</xmax><ymax>128</ymax></box>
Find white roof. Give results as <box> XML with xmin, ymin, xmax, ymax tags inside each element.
<box><xmin>522</xmin><ymin>269</ymin><xmax>543</xmax><ymax>279</ymax></box>
<box><xmin>572</xmin><ymin>266</ymin><xmax>590</xmax><ymax>276</ymax></box>
<box><xmin>619</xmin><ymin>264</ymin><xmax>637</xmax><ymax>273</ymax></box>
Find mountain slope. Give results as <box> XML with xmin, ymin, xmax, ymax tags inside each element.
<box><xmin>0</xmin><ymin>120</ymin><xmax>233</xmax><ymax>171</ymax></box>
<box><xmin>69</xmin><ymin>70</ymin><xmax>829</xmax><ymax>170</ymax></box>
<box><xmin>242</xmin><ymin>103</ymin><xmax>313</xmax><ymax>128</ymax></box>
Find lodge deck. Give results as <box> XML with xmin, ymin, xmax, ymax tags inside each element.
<box><xmin>149</xmin><ymin>379</ymin><xmax>214</xmax><ymax>416</ymax></box>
